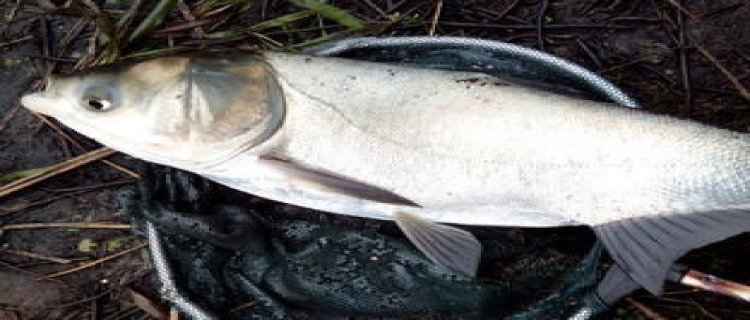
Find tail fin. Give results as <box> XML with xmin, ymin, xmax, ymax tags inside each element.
<box><xmin>593</xmin><ymin>207</ymin><xmax>750</xmax><ymax>295</ymax></box>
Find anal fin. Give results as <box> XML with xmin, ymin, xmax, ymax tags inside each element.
<box><xmin>394</xmin><ymin>211</ymin><xmax>482</xmax><ymax>277</ymax></box>
<box><xmin>594</xmin><ymin>208</ymin><xmax>750</xmax><ymax>295</ymax></box>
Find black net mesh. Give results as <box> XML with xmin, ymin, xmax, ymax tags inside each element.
<box><xmin>125</xmin><ymin>163</ymin><xmax>608</xmax><ymax>319</ymax></box>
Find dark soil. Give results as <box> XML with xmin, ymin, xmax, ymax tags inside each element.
<box><xmin>0</xmin><ymin>1</ymin><xmax>749</xmax><ymax>319</ymax></box>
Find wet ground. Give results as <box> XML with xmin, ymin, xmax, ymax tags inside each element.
<box><xmin>1</xmin><ymin>0</ymin><xmax>749</xmax><ymax>319</ymax></box>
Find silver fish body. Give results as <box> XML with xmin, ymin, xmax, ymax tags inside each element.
<box><xmin>20</xmin><ymin>52</ymin><xmax>750</xmax><ymax>296</ymax></box>
<box><xmin>244</xmin><ymin>53</ymin><xmax>750</xmax><ymax>226</ymax></box>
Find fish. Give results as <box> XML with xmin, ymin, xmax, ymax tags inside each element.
<box><xmin>21</xmin><ymin>52</ymin><xmax>750</xmax><ymax>299</ymax></box>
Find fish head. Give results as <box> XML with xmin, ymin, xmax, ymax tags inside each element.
<box><xmin>21</xmin><ymin>55</ymin><xmax>285</xmax><ymax>169</ymax></box>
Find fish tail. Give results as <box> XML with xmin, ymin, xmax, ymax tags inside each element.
<box><xmin>593</xmin><ymin>207</ymin><xmax>750</xmax><ymax>297</ymax></box>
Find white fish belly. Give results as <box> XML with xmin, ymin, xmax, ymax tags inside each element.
<box><xmin>207</xmin><ymin>53</ymin><xmax>750</xmax><ymax>227</ymax></box>
<box><xmin>205</xmin><ymin>152</ymin><xmax>578</xmax><ymax>227</ymax></box>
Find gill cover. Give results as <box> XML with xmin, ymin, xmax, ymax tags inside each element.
<box><xmin>104</xmin><ymin>54</ymin><xmax>285</xmax><ymax>168</ymax></box>
<box><xmin>165</xmin><ymin>55</ymin><xmax>285</xmax><ymax>164</ymax></box>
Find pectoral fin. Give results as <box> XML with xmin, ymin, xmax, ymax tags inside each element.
<box><xmin>394</xmin><ymin>211</ymin><xmax>482</xmax><ymax>277</ymax></box>
<box><xmin>593</xmin><ymin>208</ymin><xmax>750</xmax><ymax>295</ymax></box>
<box><xmin>259</xmin><ymin>155</ymin><xmax>420</xmax><ymax>207</ymax></box>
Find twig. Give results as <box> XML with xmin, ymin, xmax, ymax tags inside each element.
<box><xmin>495</xmin><ymin>0</ymin><xmax>521</xmax><ymax>21</ymax></box>
<box><xmin>504</xmin><ymin>15</ymin><xmax>531</xmax><ymax>24</ymax></box>
<box><xmin>177</xmin><ymin>0</ymin><xmax>206</xmax><ymax>39</ymax></box>
<box><xmin>360</xmin><ymin>0</ymin><xmax>388</xmax><ymax>20</ymax></box>
<box><xmin>429</xmin><ymin>0</ymin><xmax>442</xmax><ymax>36</ymax></box>
<box><xmin>677</xmin><ymin>6</ymin><xmax>691</xmax><ymax>116</ymax></box>
<box><xmin>610</xmin><ymin>16</ymin><xmax>663</xmax><ymax>22</ymax></box>
<box><xmin>536</xmin><ymin>0</ymin><xmax>548</xmax><ymax>50</ymax></box>
<box><xmin>688</xmin><ymin>298</ymin><xmax>722</xmax><ymax>320</ymax></box>
<box><xmin>658</xmin><ymin>0</ymin><xmax>749</xmax><ymax>102</ymax></box>
<box><xmin>0</xmin><ymin>12</ymin><xmax>47</xmax><ymax>30</ymax></box>
<box><xmin>90</xmin><ymin>281</ymin><xmax>102</xmax><ymax>320</ymax></box>
<box><xmin>0</xmin><ymin>104</ymin><xmax>20</xmax><ymax>135</ymax></box>
<box><xmin>3</xmin><ymin>0</ymin><xmax>23</xmax><ymax>33</ymax></box>
<box><xmin>0</xmin><ymin>260</ymin><xmax>66</xmax><ymax>284</ymax></box>
<box><xmin>0</xmin><ymin>195</ymin><xmax>72</xmax><ymax>216</ymax></box>
<box><xmin>0</xmin><ymin>35</ymin><xmax>33</xmax><ymax>49</ymax></box>
<box><xmin>105</xmin><ymin>307</ymin><xmax>142</xmax><ymax>320</ymax></box>
<box><xmin>385</xmin><ymin>0</ymin><xmax>409</xmax><ymax>13</ymax></box>
<box><xmin>679</xmin><ymin>268</ymin><xmax>750</xmax><ymax>303</ymax></box>
<box><xmin>703</xmin><ymin>2</ymin><xmax>744</xmax><ymax>18</ymax></box>
<box><xmin>599</xmin><ymin>54</ymin><xmax>666</xmax><ymax>73</ymax></box>
<box><xmin>693</xmin><ymin>44</ymin><xmax>750</xmax><ymax>101</ymax></box>
<box><xmin>54</xmin><ymin>17</ymin><xmax>89</xmax><ymax>57</ymax></box>
<box><xmin>0</xmin><ymin>248</ymin><xmax>72</xmax><ymax>264</ymax></box>
<box><xmin>24</xmin><ymin>54</ymin><xmax>78</xmax><ymax>63</ymax></box>
<box><xmin>43</xmin><ymin>179</ymin><xmax>136</xmax><ymax>193</ymax></box>
<box><xmin>32</xmin><ymin>112</ymin><xmax>138</xmax><ymax>178</ymax></box>
<box><xmin>151</xmin><ymin>19</ymin><xmax>213</xmax><ymax>35</ymax></box>
<box><xmin>662</xmin><ymin>0</ymin><xmax>701</xmax><ymax>22</ymax></box>
<box><xmin>39</xmin><ymin>266</ymin><xmax>147</xmax><ymax>311</ymax></box>
<box><xmin>129</xmin><ymin>288</ymin><xmax>170</xmax><ymax>320</ymax></box>
<box><xmin>626</xmin><ymin>297</ymin><xmax>669</xmax><ymax>320</ymax></box>
<box><xmin>39</xmin><ymin>243</ymin><xmax>146</xmax><ymax>280</ymax></box>
<box><xmin>261</xmin><ymin>0</ymin><xmax>268</xmax><ymax>19</ymax></box>
<box><xmin>692</xmin><ymin>85</ymin><xmax>746</xmax><ymax>96</ymax></box>
<box><xmin>42</xmin><ymin>289</ymin><xmax>113</xmax><ymax>309</ymax></box>
<box><xmin>39</xmin><ymin>15</ymin><xmax>55</xmax><ymax>77</ymax></box>
<box><xmin>0</xmin><ymin>147</ymin><xmax>116</xmax><ymax>199</ymax></box>
<box><xmin>0</xmin><ymin>179</ymin><xmax>136</xmax><ymax>216</ymax></box>
<box><xmin>200</xmin><ymin>4</ymin><xmax>235</xmax><ymax>20</ymax></box>
<box><xmin>0</xmin><ymin>222</ymin><xmax>131</xmax><ymax>235</ymax></box>
<box><xmin>576</xmin><ymin>38</ymin><xmax>602</xmax><ymax>68</ymax></box>
<box><xmin>227</xmin><ymin>300</ymin><xmax>259</xmax><ymax>314</ymax></box>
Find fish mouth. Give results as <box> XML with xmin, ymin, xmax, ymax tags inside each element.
<box><xmin>20</xmin><ymin>77</ymin><xmax>57</xmax><ymax>114</ymax></box>
<box><xmin>20</xmin><ymin>92</ymin><xmax>50</xmax><ymax>113</ymax></box>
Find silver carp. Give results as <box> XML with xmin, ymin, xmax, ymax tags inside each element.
<box><xmin>21</xmin><ymin>52</ymin><xmax>750</xmax><ymax>296</ymax></box>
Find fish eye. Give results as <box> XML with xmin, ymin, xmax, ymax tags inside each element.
<box><xmin>80</xmin><ymin>86</ymin><xmax>117</xmax><ymax>112</ymax></box>
<box><xmin>84</xmin><ymin>97</ymin><xmax>112</xmax><ymax>111</ymax></box>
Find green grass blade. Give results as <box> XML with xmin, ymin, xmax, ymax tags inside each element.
<box><xmin>120</xmin><ymin>47</ymin><xmax>189</xmax><ymax>60</ymax></box>
<box><xmin>0</xmin><ymin>166</ymin><xmax>56</xmax><ymax>184</ymax></box>
<box><xmin>205</xmin><ymin>11</ymin><xmax>315</xmax><ymax>40</ymax></box>
<box><xmin>116</xmin><ymin>0</ymin><xmax>143</xmax><ymax>29</ymax></box>
<box><xmin>127</xmin><ymin>0</ymin><xmax>177</xmax><ymax>44</ymax></box>
<box><xmin>286</xmin><ymin>0</ymin><xmax>364</xmax><ymax>29</ymax></box>
<box><xmin>250</xmin><ymin>10</ymin><xmax>316</xmax><ymax>31</ymax></box>
<box><xmin>250</xmin><ymin>32</ymin><xmax>284</xmax><ymax>48</ymax></box>
<box><xmin>194</xmin><ymin>0</ymin><xmax>254</xmax><ymax>16</ymax></box>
